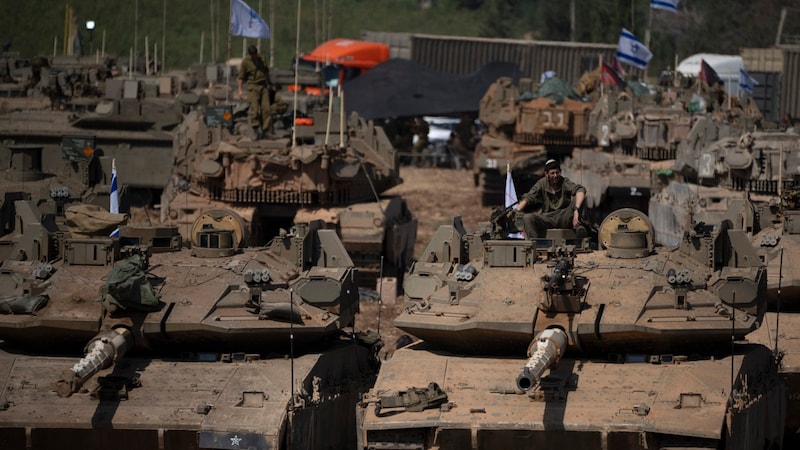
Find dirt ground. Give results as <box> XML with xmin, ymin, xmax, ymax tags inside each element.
<box><xmin>354</xmin><ymin>166</ymin><xmax>494</xmax><ymax>356</ymax></box>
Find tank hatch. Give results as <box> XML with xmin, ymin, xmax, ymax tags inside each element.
<box><xmin>599</xmin><ymin>208</ymin><xmax>654</xmax><ymax>258</ymax></box>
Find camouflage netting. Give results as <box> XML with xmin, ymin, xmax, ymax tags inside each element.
<box><xmin>0</xmin><ymin>295</ymin><xmax>48</xmax><ymax>314</ymax></box>
<box><xmin>100</xmin><ymin>255</ymin><xmax>163</xmax><ymax>312</ymax></box>
<box><xmin>65</xmin><ymin>204</ymin><xmax>128</xmax><ymax>238</ymax></box>
<box><xmin>521</xmin><ymin>77</ymin><xmax>585</xmax><ymax>104</ymax></box>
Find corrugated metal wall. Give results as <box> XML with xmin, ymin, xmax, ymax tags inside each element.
<box><xmin>751</xmin><ymin>71</ymin><xmax>781</xmax><ymax>123</ymax></box>
<box><xmin>783</xmin><ymin>48</ymin><xmax>800</xmax><ymax>120</ymax></box>
<box><xmin>362</xmin><ymin>31</ymin><xmax>413</xmax><ymax>60</ymax></box>
<box><xmin>741</xmin><ymin>48</ymin><xmax>784</xmax><ymax>72</ymax></box>
<box><xmin>362</xmin><ymin>31</ymin><xmax>628</xmax><ymax>85</ymax></box>
<box><xmin>412</xmin><ymin>34</ymin><xmax>622</xmax><ymax>84</ymax></box>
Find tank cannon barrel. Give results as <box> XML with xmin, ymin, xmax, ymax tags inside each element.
<box><xmin>516</xmin><ymin>328</ymin><xmax>568</xmax><ymax>392</ymax></box>
<box><xmin>56</xmin><ymin>327</ymin><xmax>133</xmax><ymax>397</ymax></box>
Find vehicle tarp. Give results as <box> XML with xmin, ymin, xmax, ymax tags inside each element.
<box><xmin>343</xmin><ymin>58</ymin><xmax>520</xmax><ymax>120</ymax></box>
<box><xmin>520</xmin><ymin>76</ymin><xmax>586</xmax><ymax>104</ymax></box>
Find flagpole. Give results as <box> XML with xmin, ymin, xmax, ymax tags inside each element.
<box><xmin>292</xmin><ymin>0</ymin><xmax>302</xmax><ymax>149</ymax></box>
<box><xmin>599</xmin><ymin>54</ymin><xmax>604</xmax><ymax>98</ymax></box>
<box><xmin>226</xmin><ymin>0</ymin><xmax>232</xmax><ymax>101</ymax></box>
<box><xmin>162</xmin><ymin>0</ymin><xmax>167</xmax><ymax>73</ymax></box>
<box><xmin>269</xmin><ymin>0</ymin><xmax>275</xmax><ymax>68</ymax></box>
<box><xmin>210</xmin><ymin>1</ymin><xmax>215</xmax><ymax>63</ymax></box>
<box><xmin>644</xmin><ymin>7</ymin><xmax>652</xmax><ymax>83</ymax></box>
<box><xmin>135</xmin><ymin>0</ymin><xmax>139</xmax><ymax>70</ymax></box>
<box><xmin>728</xmin><ymin>69</ymin><xmax>732</xmax><ymax>109</ymax></box>
<box><xmin>257</xmin><ymin>0</ymin><xmax>263</xmax><ymax>53</ymax></box>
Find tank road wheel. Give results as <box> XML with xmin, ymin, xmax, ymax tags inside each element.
<box><xmin>479</xmin><ymin>170</ymin><xmax>505</xmax><ymax>207</ymax></box>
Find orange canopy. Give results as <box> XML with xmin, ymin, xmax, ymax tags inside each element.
<box><xmin>300</xmin><ymin>38</ymin><xmax>390</xmax><ymax>70</ymax></box>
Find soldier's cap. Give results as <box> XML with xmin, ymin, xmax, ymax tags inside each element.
<box><xmin>545</xmin><ymin>159</ymin><xmax>560</xmax><ymax>171</ymax></box>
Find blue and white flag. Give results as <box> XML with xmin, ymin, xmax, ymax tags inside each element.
<box><xmin>739</xmin><ymin>68</ymin><xmax>758</xmax><ymax>95</ymax></box>
<box><xmin>616</xmin><ymin>28</ymin><xmax>652</xmax><ymax>70</ymax></box>
<box><xmin>110</xmin><ymin>159</ymin><xmax>119</xmax><ymax>238</ymax></box>
<box><xmin>230</xmin><ymin>0</ymin><xmax>270</xmax><ymax>39</ymax></box>
<box><xmin>651</xmin><ymin>0</ymin><xmax>679</xmax><ymax>13</ymax></box>
<box><xmin>505</xmin><ymin>165</ymin><xmax>524</xmax><ymax>239</ymax></box>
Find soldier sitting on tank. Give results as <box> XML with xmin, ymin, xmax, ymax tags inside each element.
<box><xmin>515</xmin><ymin>159</ymin><xmax>586</xmax><ymax>239</ymax></box>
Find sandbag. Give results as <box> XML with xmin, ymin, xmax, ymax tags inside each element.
<box><xmin>65</xmin><ymin>204</ymin><xmax>127</xmax><ymax>238</ymax></box>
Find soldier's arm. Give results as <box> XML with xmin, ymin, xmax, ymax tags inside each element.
<box><xmin>518</xmin><ymin>181</ymin><xmax>543</xmax><ymax>212</ymax></box>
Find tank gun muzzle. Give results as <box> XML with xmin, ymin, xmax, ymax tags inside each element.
<box><xmin>56</xmin><ymin>327</ymin><xmax>133</xmax><ymax>397</ymax></box>
<box><xmin>516</xmin><ymin>328</ymin><xmax>568</xmax><ymax>392</ymax></box>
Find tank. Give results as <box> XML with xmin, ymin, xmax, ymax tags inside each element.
<box><xmin>563</xmin><ymin>77</ymin><xmax>764</xmax><ymax>233</ymax></box>
<box><xmin>472</xmin><ymin>76</ymin><xmax>595</xmax><ymax>206</ymax></box>
<box><xmin>743</xmin><ymin>138</ymin><xmax>800</xmax><ymax>446</ymax></box>
<box><xmin>356</xmin><ymin>208</ymin><xmax>786</xmax><ymax>449</ymax></box>
<box><xmin>0</xmin><ymin>200</ymin><xmax>381</xmax><ymax>450</ymax></box>
<box><xmin>0</xmin><ymin>54</ymin><xmax>191</xmax><ymax>219</ymax></box>
<box><xmin>748</xmin><ymin>311</ymin><xmax>800</xmax><ymax>447</ymax></box>
<box><xmin>159</xmin><ymin>98</ymin><xmax>417</xmax><ymax>283</ymax></box>
<box><xmin>651</xmin><ymin>129</ymin><xmax>800</xmax><ymax>304</ymax></box>
<box><xmin>636</xmin><ymin>72</ymin><xmax>761</xmax><ymax>163</ymax></box>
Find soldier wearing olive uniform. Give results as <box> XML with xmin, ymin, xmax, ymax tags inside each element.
<box><xmin>238</xmin><ymin>45</ymin><xmax>273</xmax><ymax>137</ymax></box>
<box><xmin>516</xmin><ymin>159</ymin><xmax>586</xmax><ymax>238</ymax></box>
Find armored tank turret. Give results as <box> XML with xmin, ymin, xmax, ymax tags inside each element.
<box><xmin>357</xmin><ymin>208</ymin><xmax>786</xmax><ymax>449</ymax></box>
<box><xmin>472</xmin><ymin>76</ymin><xmax>595</xmax><ymax>206</ymax></box>
<box><xmin>563</xmin><ymin>77</ymin><xmax>764</xmax><ymax>233</ymax></box>
<box><xmin>651</xmin><ymin>129</ymin><xmax>800</xmax><ymax>303</ymax></box>
<box><xmin>0</xmin><ymin>57</ymin><xmax>188</xmax><ymax>216</ymax></box>
<box><xmin>0</xmin><ymin>200</ymin><xmax>381</xmax><ymax>450</ymax></box>
<box><xmin>161</xmin><ymin>100</ymin><xmax>417</xmax><ymax>283</ymax></box>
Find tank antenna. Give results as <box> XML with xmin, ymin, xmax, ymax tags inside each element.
<box><xmin>358</xmin><ymin>162</ymin><xmax>384</xmax><ymax>215</ymax></box>
<box><xmin>730</xmin><ymin>290</ymin><xmax>735</xmax><ymax>398</ymax></box>
<box><xmin>377</xmin><ymin>256</ymin><xmax>384</xmax><ymax>336</ymax></box>
<box><xmin>324</xmin><ymin>75</ymin><xmax>334</xmax><ymax>146</ymax></box>
<box><xmin>775</xmin><ymin>246</ymin><xmax>784</xmax><ymax>355</ymax></box>
<box><xmin>339</xmin><ymin>85</ymin><xmax>345</xmax><ymax>149</ymax></box>
<box><xmin>291</xmin><ymin>0</ymin><xmax>302</xmax><ymax>149</ymax></box>
<box><xmin>289</xmin><ymin>287</ymin><xmax>296</xmax><ymax>411</ymax></box>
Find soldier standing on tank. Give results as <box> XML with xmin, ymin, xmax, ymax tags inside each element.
<box><xmin>516</xmin><ymin>159</ymin><xmax>586</xmax><ymax>238</ymax></box>
<box><xmin>238</xmin><ymin>44</ymin><xmax>274</xmax><ymax>138</ymax></box>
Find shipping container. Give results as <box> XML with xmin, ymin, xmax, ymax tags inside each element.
<box><xmin>361</xmin><ymin>31</ymin><xmax>633</xmax><ymax>86</ymax></box>
<box><xmin>741</xmin><ymin>46</ymin><xmax>800</xmax><ymax>123</ymax></box>
<box><xmin>741</xmin><ymin>48</ymin><xmax>784</xmax><ymax>72</ymax></box>
<box><xmin>750</xmin><ymin>71</ymin><xmax>782</xmax><ymax>124</ymax></box>
<box><xmin>783</xmin><ymin>47</ymin><xmax>800</xmax><ymax>121</ymax></box>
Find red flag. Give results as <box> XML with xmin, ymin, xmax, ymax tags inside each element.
<box><xmin>699</xmin><ymin>59</ymin><xmax>722</xmax><ymax>86</ymax></box>
<box><xmin>612</xmin><ymin>57</ymin><xmax>625</xmax><ymax>77</ymax></box>
<box><xmin>600</xmin><ymin>61</ymin><xmax>627</xmax><ymax>90</ymax></box>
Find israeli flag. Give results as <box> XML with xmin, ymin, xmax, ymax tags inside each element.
<box><xmin>230</xmin><ymin>0</ymin><xmax>270</xmax><ymax>39</ymax></box>
<box><xmin>505</xmin><ymin>165</ymin><xmax>524</xmax><ymax>239</ymax></box>
<box><xmin>616</xmin><ymin>28</ymin><xmax>652</xmax><ymax>70</ymax></box>
<box><xmin>739</xmin><ymin>68</ymin><xmax>758</xmax><ymax>95</ymax></box>
<box><xmin>110</xmin><ymin>160</ymin><xmax>119</xmax><ymax>238</ymax></box>
<box><xmin>651</xmin><ymin>0</ymin><xmax>679</xmax><ymax>13</ymax></box>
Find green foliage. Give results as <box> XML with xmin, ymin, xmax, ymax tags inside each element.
<box><xmin>0</xmin><ymin>0</ymin><xmax>795</xmax><ymax>77</ymax></box>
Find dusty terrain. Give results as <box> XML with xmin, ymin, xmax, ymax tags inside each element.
<box><xmin>354</xmin><ymin>166</ymin><xmax>494</xmax><ymax>355</ymax></box>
